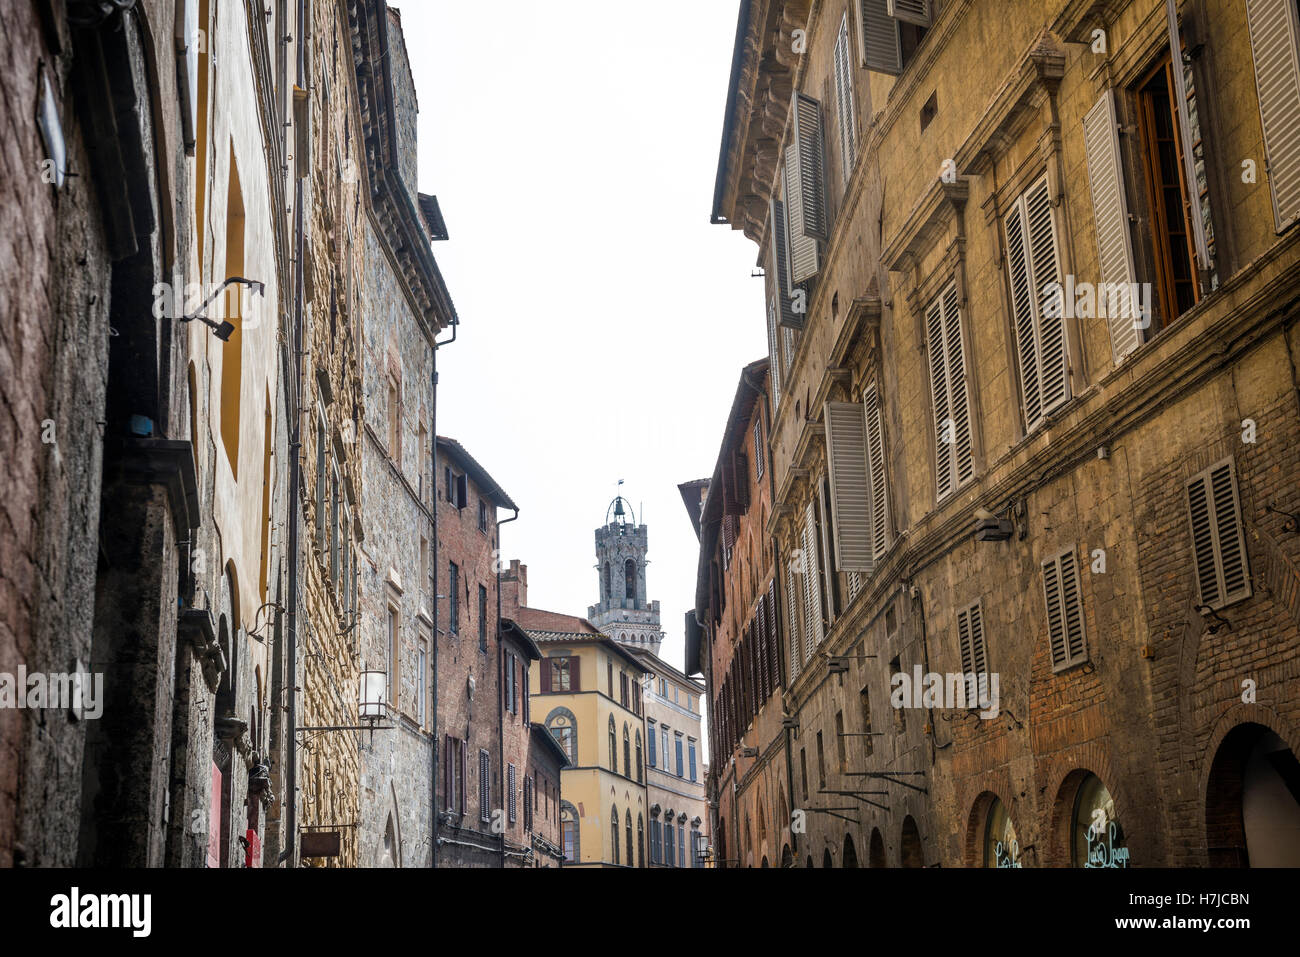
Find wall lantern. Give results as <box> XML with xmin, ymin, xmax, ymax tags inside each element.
<box><xmin>359</xmin><ymin>671</ymin><xmax>387</xmax><ymax>720</ymax></box>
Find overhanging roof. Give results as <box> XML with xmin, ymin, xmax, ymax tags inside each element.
<box><xmin>437</xmin><ymin>435</ymin><xmax>518</xmax><ymax>511</ymax></box>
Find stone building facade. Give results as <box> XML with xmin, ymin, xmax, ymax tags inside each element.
<box><xmin>1</xmin><ymin>0</ymin><xmax>298</xmax><ymax>867</ymax></box>
<box><xmin>707</xmin><ymin>0</ymin><xmax>1300</xmax><ymax>867</ymax></box>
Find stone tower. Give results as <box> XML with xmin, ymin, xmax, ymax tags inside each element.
<box><xmin>588</xmin><ymin>495</ymin><xmax>663</xmax><ymax>656</ymax></box>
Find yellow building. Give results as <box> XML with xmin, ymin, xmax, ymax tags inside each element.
<box><xmin>519</xmin><ymin>607</ymin><xmax>650</xmax><ymax>867</ymax></box>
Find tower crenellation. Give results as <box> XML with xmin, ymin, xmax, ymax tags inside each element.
<box><xmin>588</xmin><ymin>495</ymin><xmax>664</xmax><ymax>656</ymax></box>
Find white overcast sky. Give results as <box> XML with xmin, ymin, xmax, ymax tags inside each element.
<box><xmin>392</xmin><ymin>1</ymin><xmax>765</xmax><ymax>676</ymax></box>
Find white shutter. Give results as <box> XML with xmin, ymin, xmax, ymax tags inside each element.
<box><xmin>765</xmin><ymin>299</ymin><xmax>783</xmax><ymax>407</ymax></box>
<box><xmin>1043</xmin><ymin>550</ymin><xmax>1087</xmax><ymax>671</ymax></box>
<box><xmin>783</xmin><ymin>152</ymin><xmax>821</xmax><ymax>284</ymax></box>
<box><xmin>888</xmin><ymin>0</ymin><xmax>932</xmax><ymax>26</ymax></box>
<box><xmin>1083</xmin><ymin>89</ymin><xmax>1143</xmax><ymax>361</ymax></box>
<box><xmin>926</xmin><ymin>284</ymin><xmax>974</xmax><ymax>502</ymax></box>
<box><xmin>863</xmin><ymin>384</ymin><xmax>890</xmax><ymax>561</ymax></box>
<box><xmin>769</xmin><ymin>197</ymin><xmax>803</xmax><ymax>329</ymax></box>
<box><xmin>824</xmin><ymin>401</ymin><xmax>875</xmax><ymax>572</ymax></box>
<box><xmin>833</xmin><ymin>16</ymin><xmax>858</xmax><ymax>182</ymax></box>
<box><xmin>786</xmin><ymin>565</ymin><xmax>802</xmax><ymax>681</ymax></box>
<box><xmin>1246</xmin><ymin>0</ymin><xmax>1300</xmax><ymax>232</ymax></box>
<box><xmin>1006</xmin><ymin>177</ymin><xmax>1069</xmax><ymax>431</ymax></box>
<box><xmin>1186</xmin><ymin>459</ymin><xmax>1252</xmax><ymax>609</ymax></box>
<box><xmin>801</xmin><ymin>503</ymin><xmax>824</xmax><ymax>661</ymax></box>
<box><xmin>791</xmin><ymin>93</ymin><xmax>828</xmax><ymax>241</ymax></box>
<box><xmin>859</xmin><ymin>0</ymin><xmax>903</xmax><ymax>74</ymax></box>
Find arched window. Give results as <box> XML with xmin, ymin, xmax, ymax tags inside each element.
<box><xmin>625</xmin><ymin>809</ymin><xmax>634</xmax><ymax>867</ymax></box>
<box><xmin>637</xmin><ymin>814</ymin><xmax>645</xmax><ymax>867</ymax></box>
<box><xmin>560</xmin><ymin>802</ymin><xmax>579</xmax><ymax>862</ymax></box>
<box><xmin>608</xmin><ymin>716</ymin><xmax>617</xmax><ymax>771</ymax></box>
<box><xmin>623</xmin><ymin>724</ymin><xmax>631</xmax><ymax>777</ymax></box>
<box><xmin>758</xmin><ymin>805</ymin><xmax>767</xmax><ymax>849</ymax></box>
<box><xmin>610</xmin><ymin>805</ymin><xmax>620</xmax><ymax>865</ymax></box>
<box><xmin>983</xmin><ymin>795</ymin><xmax>1021</xmax><ymax>867</ymax></box>
<box><xmin>1071</xmin><ymin>772</ymin><xmax>1127</xmax><ymax>867</ymax></box>
<box><xmin>625</xmin><ymin>558</ymin><xmax>636</xmax><ymax>600</ymax></box>
<box><xmin>635</xmin><ymin>731</ymin><xmax>643</xmax><ymax>782</ymax></box>
<box><xmin>901</xmin><ymin>815</ymin><xmax>923</xmax><ymax>868</ymax></box>
<box><xmin>545</xmin><ymin>707</ymin><xmax>578</xmax><ymax>763</ymax></box>
<box><xmin>603</xmin><ymin>561</ymin><xmax>611</xmax><ymax>600</ymax></box>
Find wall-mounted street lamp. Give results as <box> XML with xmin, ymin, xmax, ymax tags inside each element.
<box><xmin>297</xmin><ymin>671</ymin><xmax>394</xmax><ymax>745</ymax></box>
<box><xmin>179</xmin><ymin>276</ymin><xmax>265</xmax><ymax>341</ymax></box>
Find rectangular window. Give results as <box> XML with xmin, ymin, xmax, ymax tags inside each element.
<box><xmin>507</xmin><ymin>763</ymin><xmax>517</xmax><ymax>824</ymax></box>
<box><xmin>478</xmin><ymin>498</ymin><xmax>488</xmax><ymax>532</ymax></box>
<box><xmin>478</xmin><ymin>584</ymin><xmax>488</xmax><ymax>651</ymax></box>
<box><xmin>479</xmin><ymin>749</ymin><xmax>491</xmax><ymax>823</ymax></box>
<box><xmin>456</xmin><ymin>473</ymin><xmax>468</xmax><ymax>510</ymax></box>
<box><xmin>386</xmin><ymin>606</ymin><xmax>398</xmax><ymax>708</ymax></box>
<box><xmin>448</xmin><ymin>562</ymin><xmax>459</xmax><ymax>635</ymax></box>
<box><xmin>547</xmin><ymin>657</ymin><xmax>572</xmax><ymax>693</ymax></box>
<box><xmin>753</xmin><ymin>415</ymin><xmax>766</xmax><ymax>480</ymax></box>
<box><xmin>620</xmin><ymin>672</ymin><xmax>629</xmax><ymax>708</ymax></box>
<box><xmin>662</xmin><ymin>728</ymin><xmax>670</xmax><ymax>772</ymax></box>
<box><xmin>800</xmin><ymin>747</ymin><xmax>809</xmax><ymax>802</ymax></box>
<box><xmin>1042</xmin><ymin>549</ymin><xmax>1088</xmax><ymax>672</ymax></box>
<box><xmin>835</xmin><ymin>711</ymin><xmax>847</xmax><ymax>773</ymax></box>
<box><xmin>688</xmin><ymin>739</ymin><xmax>697</xmax><ymax>782</ymax></box>
<box><xmin>858</xmin><ymin>0</ymin><xmax>930</xmax><ymax>74</ymax></box>
<box><xmin>419</xmin><ymin>535</ymin><xmax>429</xmax><ymax>604</ymax></box>
<box><xmin>417</xmin><ymin>640</ymin><xmax>427</xmax><ymax>726</ymax></box>
<box><xmin>1247</xmin><ymin>0</ymin><xmax>1300</xmax><ymax>231</ymax></box>
<box><xmin>860</xmin><ymin>685</ymin><xmax>874</xmax><ymax>757</ymax></box>
<box><xmin>647</xmin><ymin>719</ymin><xmax>657</xmax><ymax>767</ymax></box>
<box><xmin>674</xmin><ymin>734</ymin><xmax>684</xmax><ymax>777</ymax></box>
<box><xmin>1186</xmin><ymin>458</ymin><xmax>1251</xmax><ymax>610</ymax></box>
<box><xmin>315</xmin><ymin>415</ymin><xmax>326</xmax><ymax>552</ymax></box>
<box><xmin>523</xmin><ymin>774</ymin><xmax>532</xmax><ymax>830</ymax></box>
<box><xmin>665</xmin><ymin>823</ymin><xmax>675</xmax><ymax>867</ymax></box>
<box><xmin>833</xmin><ymin>13</ymin><xmax>857</xmax><ymax>182</ymax></box>
<box><xmin>1136</xmin><ymin>53</ymin><xmax>1203</xmax><ymax>325</ymax></box>
<box><xmin>816</xmin><ymin>730</ymin><xmax>826</xmax><ymax>788</ymax></box>
<box><xmin>1004</xmin><ymin>175</ymin><xmax>1069</xmax><ymax>431</ymax></box>
<box><xmin>504</xmin><ymin>652</ymin><xmax>515</xmax><ymax>714</ymax></box>
<box><xmin>418</xmin><ymin>422</ymin><xmax>428</xmax><ymax>501</ymax></box>
<box><xmin>925</xmin><ymin>283</ymin><xmax>975</xmax><ymax>500</ymax></box>
<box><xmin>387</xmin><ymin>375</ymin><xmax>400</xmax><ymax>467</ymax></box>
<box><xmin>957</xmin><ymin>600</ymin><xmax>988</xmax><ymax>702</ymax></box>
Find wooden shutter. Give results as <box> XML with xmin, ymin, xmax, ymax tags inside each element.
<box><xmin>791</xmin><ymin>93</ymin><xmax>827</xmax><ymax>241</ymax></box>
<box><xmin>1186</xmin><ymin>459</ymin><xmax>1252</xmax><ymax>609</ymax></box>
<box><xmin>888</xmin><ymin>0</ymin><xmax>931</xmax><ymax>25</ymax></box>
<box><xmin>459</xmin><ymin>740</ymin><xmax>467</xmax><ymax>815</ymax></box>
<box><xmin>1083</xmin><ymin>89</ymin><xmax>1142</xmax><ymax>361</ymax></box>
<box><xmin>926</xmin><ymin>283</ymin><xmax>974</xmax><ymax>501</ymax></box>
<box><xmin>765</xmin><ymin>300</ymin><xmax>784</xmax><ymax>407</ymax></box>
<box><xmin>456</xmin><ymin>473</ymin><xmax>468</xmax><ymax>509</ymax></box>
<box><xmin>787</xmin><ymin>565</ymin><xmax>802</xmax><ymax>681</ymax></box>
<box><xmin>957</xmin><ymin>601</ymin><xmax>987</xmax><ymax>675</ymax></box>
<box><xmin>443</xmin><ymin>735</ymin><xmax>453</xmax><ymax>811</ymax></box>
<box><xmin>824</xmin><ymin>401</ymin><xmax>875</xmax><ymax>572</ymax></box>
<box><xmin>783</xmin><ymin>150</ymin><xmax>822</xmax><ymax>285</ymax></box>
<box><xmin>769</xmin><ymin>198</ymin><xmax>803</xmax><ymax>330</ymax></box>
<box><xmin>768</xmin><ymin>581</ymin><xmax>782</xmax><ymax>689</ymax></box>
<box><xmin>863</xmin><ymin>385</ymin><xmax>890</xmax><ymax>562</ymax></box>
<box><xmin>800</xmin><ymin>502</ymin><xmax>824</xmax><ymax>662</ymax></box>
<box><xmin>1006</xmin><ymin>177</ymin><xmax>1068</xmax><ymax>430</ymax></box>
<box><xmin>833</xmin><ymin>15</ymin><xmax>857</xmax><ymax>181</ymax></box>
<box><xmin>1247</xmin><ymin>0</ymin><xmax>1300</xmax><ymax>231</ymax></box>
<box><xmin>508</xmin><ymin>763</ymin><xmax>517</xmax><ymax>823</ymax></box>
<box><xmin>570</xmin><ymin>657</ymin><xmax>581</xmax><ymax>692</ymax></box>
<box><xmin>1042</xmin><ymin>550</ymin><xmax>1087</xmax><ymax>671</ymax></box>
<box><xmin>540</xmin><ymin>657</ymin><xmax>552</xmax><ymax>693</ymax></box>
<box><xmin>859</xmin><ymin>0</ymin><xmax>903</xmax><ymax>74</ymax></box>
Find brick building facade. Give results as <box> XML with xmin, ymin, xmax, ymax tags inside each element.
<box><xmin>705</xmin><ymin>0</ymin><xmax>1300</xmax><ymax>867</ymax></box>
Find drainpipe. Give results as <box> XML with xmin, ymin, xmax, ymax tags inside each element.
<box><xmin>496</xmin><ymin>506</ymin><xmax>519</xmax><ymax>868</ymax></box>
<box><xmin>429</xmin><ymin>317</ymin><xmax>457</xmax><ymax>868</ymax></box>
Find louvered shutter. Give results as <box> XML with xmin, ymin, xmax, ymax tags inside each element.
<box><xmin>927</xmin><ymin>284</ymin><xmax>974</xmax><ymax>500</ymax></box>
<box><xmin>888</xmin><ymin>0</ymin><xmax>931</xmax><ymax>25</ymax></box>
<box><xmin>459</xmin><ymin>740</ymin><xmax>468</xmax><ymax>815</ymax></box>
<box><xmin>801</xmin><ymin>502</ymin><xmax>824</xmax><ymax>662</ymax></box>
<box><xmin>787</xmin><ymin>565</ymin><xmax>802</xmax><ymax>681</ymax></box>
<box><xmin>784</xmin><ymin>150</ymin><xmax>822</xmax><ymax>284</ymax></box>
<box><xmin>824</xmin><ymin>401</ymin><xmax>875</xmax><ymax>573</ymax></box>
<box><xmin>1186</xmin><ymin>460</ymin><xmax>1252</xmax><ymax>609</ymax></box>
<box><xmin>769</xmin><ymin>198</ymin><xmax>804</xmax><ymax>329</ymax></box>
<box><xmin>768</xmin><ymin>580</ymin><xmax>783</xmax><ymax>689</ymax></box>
<box><xmin>791</xmin><ymin>93</ymin><xmax>828</xmax><ymax>241</ymax></box>
<box><xmin>859</xmin><ymin>0</ymin><xmax>903</xmax><ymax>74</ymax></box>
<box><xmin>734</xmin><ymin>450</ymin><xmax>750</xmax><ymax>509</ymax></box>
<box><xmin>765</xmin><ymin>299</ymin><xmax>784</xmax><ymax>407</ymax></box>
<box><xmin>540</xmin><ymin>658</ymin><xmax>552</xmax><ymax>693</ymax></box>
<box><xmin>570</xmin><ymin>657</ymin><xmax>580</xmax><ymax>692</ymax></box>
<box><xmin>1246</xmin><ymin>0</ymin><xmax>1300</xmax><ymax>231</ymax></box>
<box><xmin>863</xmin><ymin>385</ymin><xmax>890</xmax><ymax>562</ymax></box>
<box><xmin>1082</xmin><ymin>89</ymin><xmax>1142</xmax><ymax>360</ymax></box>
<box><xmin>926</xmin><ymin>296</ymin><xmax>955</xmax><ymax>501</ymax></box>
<box><xmin>958</xmin><ymin>604</ymin><xmax>976</xmax><ymax>677</ymax></box>
<box><xmin>833</xmin><ymin>15</ymin><xmax>857</xmax><ymax>181</ymax></box>
<box><xmin>756</xmin><ymin>603</ymin><xmax>769</xmax><ymax>702</ymax></box>
<box><xmin>1043</xmin><ymin>550</ymin><xmax>1087</xmax><ymax>671</ymax></box>
<box><xmin>1006</xmin><ymin>177</ymin><xmax>1069</xmax><ymax>430</ymax></box>
<box><xmin>508</xmin><ymin>763</ymin><xmax>517</xmax><ymax>823</ymax></box>
<box><xmin>969</xmin><ymin>603</ymin><xmax>987</xmax><ymax>676</ymax></box>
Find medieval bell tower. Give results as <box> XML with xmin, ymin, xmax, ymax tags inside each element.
<box><xmin>588</xmin><ymin>494</ymin><xmax>663</xmax><ymax>656</ymax></box>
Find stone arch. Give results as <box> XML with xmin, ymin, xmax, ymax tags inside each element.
<box><xmin>965</xmin><ymin>790</ymin><xmax>1002</xmax><ymax>867</ymax></box>
<box><xmin>822</xmin><ymin>847</ymin><xmax>833</xmax><ymax>868</ymax></box>
<box><xmin>610</xmin><ymin>804</ymin><xmax>620</xmax><ymax>865</ymax></box>
<box><xmin>624</xmin><ymin>558</ymin><xmax>636</xmax><ymax>600</ymax></box>
<box><xmin>780</xmin><ymin>843</ymin><xmax>793</xmax><ymax>868</ymax></box>
<box><xmin>843</xmin><ymin>832</ymin><xmax>859</xmax><ymax>867</ymax></box>
<box><xmin>1050</xmin><ymin>768</ymin><xmax>1127</xmax><ymax>868</ymax></box>
<box><xmin>544</xmin><ymin>707</ymin><xmax>577</xmax><ymax>763</ymax></box>
<box><xmin>900</xmin><ymin>816</ymin><xmax>923</xmax><ymax>868</ymax></box>
<box><xmin>560</xmin><ymin>801</ymin><xmax>580</xmax><ymax>862</ymax></box>
<box><xmin>1204</xmin><ymin>721</ymin><xmax>1300</xmax><ymax>867</ymax></box>
<box><xmin>869</xmin><ymin>827</ymin><xmax>886</xmax><ymax>867</ymax></box>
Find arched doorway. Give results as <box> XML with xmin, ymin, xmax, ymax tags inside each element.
<box><xmin>900</xmin><ymin>816</ymin><xmax>923</xmax><ymax>868</ymax></box>
<box><xmin>761</xmin><ymin>855</ymin><xmax>769</xmax><ymax>868</ymax></box>
<box><xmin>869</xmin><ymin>827</ymin><xmax>886</xmax><ymax>867</ymax></box>
<box><xmin>780</xmin><ymin>844</ymin><xmax>793</xmax><ymax>868</ymax></box>
<box><xmin>1206</xmin><ymin>723</ymin><xmax>1300</xmax><ymax>866</ymax></box>
<box><xmin>843</xmin><ymin>833</ymin><xmax>859</xmax><ymax>867</ymax></box>
<box><xmin>822</xmin><ymin>848</ymin><xmax>833</xmax><ymax>868</ymax></box>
